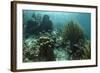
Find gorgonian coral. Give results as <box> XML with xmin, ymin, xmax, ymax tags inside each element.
<box><xmin>62</xmin><ymin>20</ymin><xmax>85</xmax><ymax>60</ymax></box>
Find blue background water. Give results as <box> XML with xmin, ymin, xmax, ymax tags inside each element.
<box><xmin>23</xmin><ymin>10</ymin><xmax>91</xmax><ymax>40</ymax></box>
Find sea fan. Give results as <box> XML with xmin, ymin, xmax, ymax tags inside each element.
<box><xmin>62</xmin><ymin>20</ymin><xmax>85</xmax><ymax>60</ymax></box>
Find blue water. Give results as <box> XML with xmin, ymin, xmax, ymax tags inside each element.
<box><xmin>23</xmin><ymin>10</ymin><xmax>91</xmax><ymax>40</ymax></box>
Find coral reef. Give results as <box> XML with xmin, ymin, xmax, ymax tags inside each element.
<box><xmin>62</xmin><ymin>20</ymin><xmax>85</xmax><ymax>60</ymax></box>
<box><xmin>23</xmin><ymin>14</ymin><xmax>54</xmax><ymax>61</ymax></box>
<box><xmin>82</xmin><ymin>40</ymin><xmax>91</xmax><ymax>59</ymax></box>
<box><xmin>23</xmin><ymin>12</ymin><xmax>91</xmax><ymax>62</ymax></box>
<box><xmin>23</xmin><ymin>37</ymin><xmax>40</xmax><ymax>62</ymax></box>
<box><xmin>25</xmin><ymin>13</ymin><xmax>39</xmax><ymax>38</ymax></box>
<box><xmin>39</xmin><ymin>15</ymin><xmax>53</xmax><ymax>33</ymax></box>
<box><xmin>24</xmin><ymin>14</ymin><xmax>53</xmax><ymax>38</ymax></box>
<box><xmin>62</xmin><ymin>21</ymin><xmax>85</xmax><ymax>44</ymax></box>
<box><xmin>23</xmin><ymin>32</ymin><xmax>56</xmax><ymax>62</ymax></box>
<box><xmin>37</xmin><ymin>36</ymin><xmax>55</xmax><ymax>61</ymax></box>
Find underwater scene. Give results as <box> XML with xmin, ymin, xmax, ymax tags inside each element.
<box><xmin>23</xmin><ymin>10</ymin><xmax>91</xmax><ymax>62</ymax></box>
